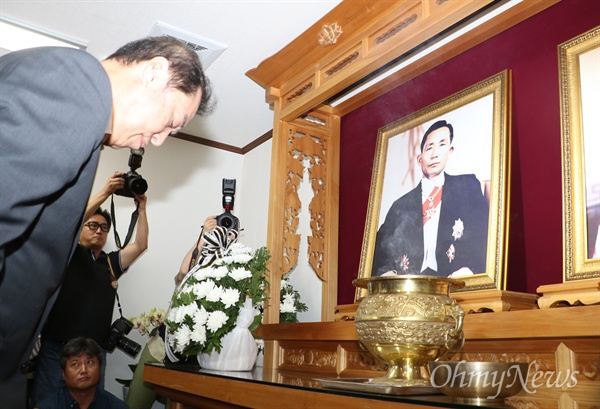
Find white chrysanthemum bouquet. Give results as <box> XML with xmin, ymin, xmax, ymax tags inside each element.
<box><xmin>279</xmin><ymin>278</ymin><xmax>308</xmax><ymax>323</ymax></box>
<box><xmin>165</xmin><ymin>227</ymin><xmax>269</xmax><ymax>358</ymax></box>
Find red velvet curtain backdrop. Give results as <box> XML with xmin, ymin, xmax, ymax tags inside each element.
<box><xmin>338</xmin><ymin>0</ymin><xmax>600</xmax><ymax>304</ymax></box>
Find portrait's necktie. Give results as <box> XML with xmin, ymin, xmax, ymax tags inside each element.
<box><xmin>423</xmin><ymin>186</ymin><xmax>443</xmax><ymax>224</ymax></box>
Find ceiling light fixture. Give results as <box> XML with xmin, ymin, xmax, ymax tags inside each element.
<box><xmin>0</xmin><ymin>16</ymin><xmax>86</xmax><ymax>56</ymax></box>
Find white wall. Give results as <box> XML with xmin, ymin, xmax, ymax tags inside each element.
<box><xmin>94</xmin><ymin>137</ymin><xmax>272</xmax><ymax>398</ymax></box>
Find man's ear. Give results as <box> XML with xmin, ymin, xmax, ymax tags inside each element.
<box><xmin>143</xmin><ymin>56</ymin><xmax>170</xmax><ymax>90</ymax></box>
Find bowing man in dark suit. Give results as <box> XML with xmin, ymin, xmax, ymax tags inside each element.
<box><xmin>0</xmin><ymin>37</ymin><xmax>213</xmax><ymax>408</ymax></box>
<box><xmin>372</xmin><ymin>120</ymin><xmax>489</xmax><ymax>278</ymax></box>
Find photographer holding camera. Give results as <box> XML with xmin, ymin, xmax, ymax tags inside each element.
<box><xmin>33</xmin><ymin>173</ymin><xmax>149</xmax><ymax>405</ymax></box>
<box><xmin>124</xmin><ymin>216</ymin><xmax>218</xmax><ymax>409</ymax></box>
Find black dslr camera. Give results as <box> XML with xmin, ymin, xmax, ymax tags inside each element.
<box><xmin>104</xmin><ymin>317</ymin><xmax>141</xmax><ymax>358</ymax></box>
<box><xmin>115</xmin><ymin>148</ymin><xmax>148</xmax><ymax>198</ymax></box>
<box><xmin>216</xmin><ymin>178</ymin><xmax>239</xmax><ymax>231</ymax></box>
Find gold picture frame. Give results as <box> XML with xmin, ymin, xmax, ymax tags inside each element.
<box><xmin>559</xmin><ymin>26</ymin><xmax>600</xmax><ymax>281</ymax></box>
<box><xmin>356</xmin><ymin>70</ymin><xmax>511</xmax><ymax>300</ymax></box>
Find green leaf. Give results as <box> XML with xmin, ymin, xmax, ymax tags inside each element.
<box><xmin>249</xmin><ymin>313</ymin><xmax>263</xmax><ymax>332</ymax></box>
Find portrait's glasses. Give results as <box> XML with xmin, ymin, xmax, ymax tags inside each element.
<box><xmin>85</xmin><ymin>221</ymin><xmax>109</xmax><ymax>232</ymax></box>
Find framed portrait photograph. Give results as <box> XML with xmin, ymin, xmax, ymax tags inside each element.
<box><xmin>559</xmin><ymin>26</ymin><xmax>600</xmax><ymax>281</ymax></box>
<box><xmin>356</xmin><ymin>70</ymin><xmax>511</xmax><ymax>299</ymax></box>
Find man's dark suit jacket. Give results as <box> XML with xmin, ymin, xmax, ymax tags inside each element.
<box><xmin>372</xmin><ymin>173</ymin><xmax>489</xmax><ymax>277</ymax></box>
<box><xmin>0</xmin><ymin>47</ymin><xmax>111</xmax><ymax>408</ymax></box>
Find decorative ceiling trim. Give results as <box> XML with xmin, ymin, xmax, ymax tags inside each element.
<box><xmin>318</xmin><ymin>23</ymin><xmax>343</xmax><ymax>46</ymax></box>
<box><xmin>172</xmin><ymin>130</ymin><xmax>272</xmax><ymax>155</ymax></box>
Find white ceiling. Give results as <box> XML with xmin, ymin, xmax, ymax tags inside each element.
<box><xmin>1</xmin><ymin>1</ymin><xmax>342</xmax><ymax>149</ymax></box>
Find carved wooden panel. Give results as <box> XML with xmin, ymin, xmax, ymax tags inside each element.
<box><xmin>271</xmin><ymin>337</ymin><xmax>600</xmax><ymax>407</ymax></box>
<box><xmin>338</xmin><ymin>341</ymin><xmax>387</xmax><ymax>378</ymax></box>
<box><xmin>278</xmin><ymin>340</ymin><xmax>338</xmax><ymax>375</ymax></box>
<box><xmin>259</xmin><ymin>306</ymin><xmax>600</xmax><ymax>408</ymax></box>
<box><xmin>454</xmin><ymin>341</ymin><xmax>600</xmax><ymax>408</ymax></box>
<box><xmin>281</xmin><ymin>119</ymin><xmax>330</xmax><ymax>281</ymax></box>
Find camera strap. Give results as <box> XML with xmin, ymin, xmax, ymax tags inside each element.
<box><xmin>189</xmin><ymin>227</ymin><xmax>205</xmax><ymax>271</ymax></box>
<box><xmin>107</xmin><ymin>256</ymin><xmax>124</xmax><ymax>319</ymax></box>
<box><xmin>110</xmin><ymin>194</ymin><xmax>139</xmax><ymax>249</ymax></box>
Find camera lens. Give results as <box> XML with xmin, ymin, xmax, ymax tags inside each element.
<box><xmin>117</xmin><ymin>336</ymin><xmax>141</xmax><ymax>358</ymax></box>
<box><xmin>217</xmin><ymin>211</ymin><xmax>239</xmax><ymax>231</ymax></box>
<box><xmin>220</xmin><ymin>216</ymin><xmax>233</xmax><ymax>228</ymax></box>
<box><xmin>128</xmin><ymin>176</ymin><xmax>148</xmax><ymax>195</ymax></box>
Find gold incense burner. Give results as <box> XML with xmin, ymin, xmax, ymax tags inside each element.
<box><xmin>353</xmin><ymin>275</ymin><xmax>465</xmax><ymax>387</ymax></box>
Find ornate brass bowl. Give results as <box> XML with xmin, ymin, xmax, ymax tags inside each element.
<box><xmin>429</xmin><ymin>361</ymin><xmax>530</xmax><ymax>404</ymax></box>
<box><xmin>353</xmin><ymin>275</ymin><xmax>465</xmax><ymax>387</ymax></box>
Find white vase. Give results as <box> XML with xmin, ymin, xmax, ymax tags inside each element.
<box><xmin>197</xmin><ymin>299</ymin><xmax>258</xmax><ymax>371</ymax></box>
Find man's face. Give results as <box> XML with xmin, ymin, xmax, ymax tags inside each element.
<box><xmin>108</xmin><ymin>87</ymin><xmax>202</xmax><ymax>150</ymax></box>
<box><xmin>417</xmin><ymin>126</ymin><xmax>454</xmax><ymax>179</ymax></box>
<box><xmin>62</xmin><ymin>353</ymin><xmax>101</xmax><ymax>393</ymax></box>
<box><xmin>106</xmin><ymin>58</ymin><xmax>203</xmax><ymax>150</ymax></box>
<box><xmin>79</xmin><ymin>215</ymin><xmax>109</xmax><ymax>251</ymax></box>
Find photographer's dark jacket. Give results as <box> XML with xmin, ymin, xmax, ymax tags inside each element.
<box><xmin>42</xmin><ymin>244</ymin><xmax>125</xmax><ymax>344</ymax></box>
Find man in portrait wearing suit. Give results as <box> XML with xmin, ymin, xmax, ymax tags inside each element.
<box><xmin>372</xmin><ymin>120</ymin><xmax>489</xmax><ymax>278</ymax></box>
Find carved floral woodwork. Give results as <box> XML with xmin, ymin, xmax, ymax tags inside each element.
<box><xmin>318</xmin><ymin>23</ymin><xmax>343</xmax><ymax>46</ymax></box>
<box><xmin>282</xmin><ymin>121</ymin><xmax>329</xmax><ymax>281</ymax></box>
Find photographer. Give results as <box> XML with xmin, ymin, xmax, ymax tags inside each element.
<box><xmin>126</xmin><ymin>216</ymin><xmax>218</xmax><ymax>409</ymax></box>
<box><xmin>33</xmin><ymin>173</ymin><xmax>149</xmax><ymax>405</ymax></box>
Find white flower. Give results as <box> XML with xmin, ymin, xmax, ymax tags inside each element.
<box><xmin>188</xmin><ymin>264</ymin><xmax>208</xmax><ymax>282</ymax></box>
<box><xmin>229</xmin><ymin>242</ymin><xmax>252</xmax><ymax>255</ymax></box>
<box><xmin>278</xmin><ymin>278</ymin><xmax>307</xmax><ymax>323</ymax></box>
<box><xmin>210</xmin><ymin>265</ymin><xmax>229</xmax><ymax>280</ymax></box>
<box><xmin>230</xmin><ymin>267</ymin><xmax>252</xmax><ymax>281</ymax></box>
<box><xmin>192</xmin><ymin>280</ymin><xmax>216</xmax><ymax>299</ymax></box>
<box><xmin>220</xmin><ymin>288</ymin><xmax>241</xmax><ymax>308</ymax></box>
<box><xmin>190</xmin><ymin>324</ymin><xmax>207</xmax><ymax>345</ymax></box>
<box><xmin>206</xmin><ymin>284</ymin><xmax>224</xmax><ymax>302</ymax></box>
<box><xmin>280</xmin><ymin>298</ymin><xmax>296</xmax><ymax>313</ymax></box>
<box><xmin>207</xmin><ymin>310</ymin><xmax>228</xmax><ymax>332</ymax></box>
<box><xmin>176</xmin><ymin>303</ymin><xmax>199</xmax><ymax>323</ymax></box>
<box><xmin>173</xmin><ymin>306</ymin><xmax>187</xmax><ymax>323</ymax></box>
<box><xmin>281</xmin><ymin>278</ymin><xmax>292</xmax><ymax>290</ymax></box>
<box><xmin>193</xmin><ymin>306</ymin><xmax>209</xmax><ymax>326</ymax></box>
<box><xmin>174</xmin><ymin>326</ymin><xmax>192</xmax><ymax>353</ymax></box>
<box><xmin>230</xmin><ymin>253</ymin><xmax>252</xmax><ymax>263</ymax></box>
<box><xmin>167</xmin><ymin>307</ymin><xmax>179</xmax><ymax>322</ymax></box>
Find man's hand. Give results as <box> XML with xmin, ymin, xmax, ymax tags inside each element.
<box><xmin>84</xmin><ymin>172</ymin><xmax>125</xmax><ymax>221</ymax></box>
<box><xmin>102</xmin><ymin>172</ymin><xmax>125</xmax><ymax>196</ymax></box>
<box><xmin>134</xmin><ymin>194</ymin><xmax>147</xmax><ymax>210</ymax></box>
<box><xmin>202</xmin><ymin>216</ymin><xmax>217</xmax><ymax>233</ymax></box>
